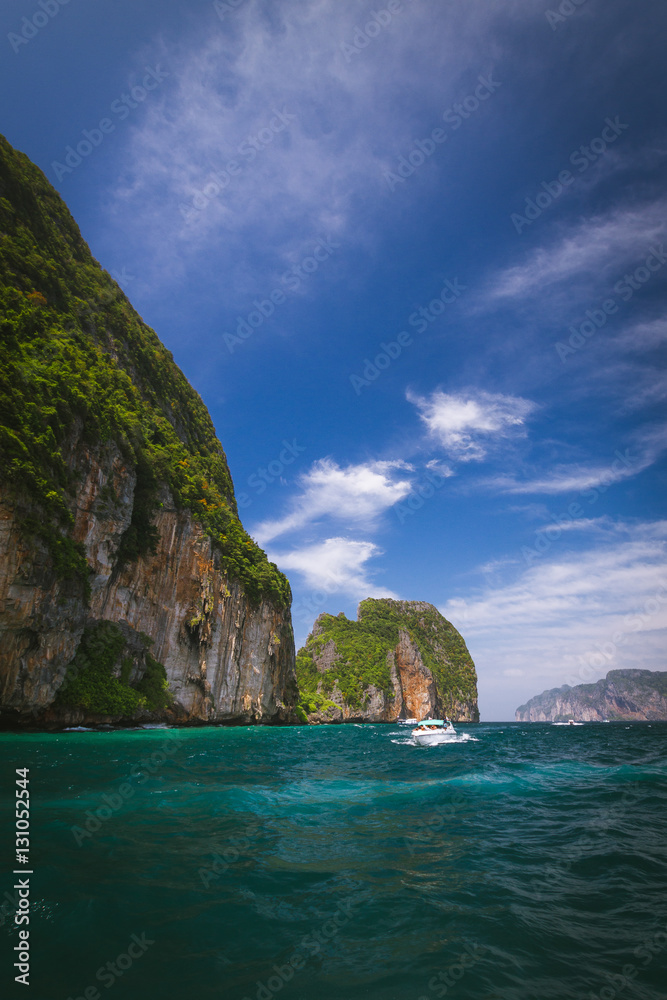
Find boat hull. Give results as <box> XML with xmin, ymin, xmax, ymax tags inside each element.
<box><xmin>412</xmin><ymin>728</ymin><xmax>457</xmax><ymax>746</ymax></box>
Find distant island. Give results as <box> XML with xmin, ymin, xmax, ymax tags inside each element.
<box><xmin>296</xmin><ymin>598</ymin><xmax>479</xmax><ymax>724</ymax></box>
<box><xmin>515</xmin><ymin>669</ymin><xmax>667</xmax><ymax>722</ymax></box>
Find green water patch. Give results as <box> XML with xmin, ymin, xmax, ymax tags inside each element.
<box><xmin>1</xmin><ymin>723</ymin><xmax>665</xmax><ymax>999</ymax></box>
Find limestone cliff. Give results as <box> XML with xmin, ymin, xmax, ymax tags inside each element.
<box><xmin>0</xmin><ymin>135</ymin><xmax>296</xmax><ymax>727</ymax></box>
<box><xmin>515</xmin><ymin>669</ymin><xmax>667</xmax><ymax>722</ymax></box>
<box><xmin>0</xmin><ymin>477</ymin><xmax>296</xmax><ymax>727</ymax></box>
<box><xmin>296</xmin><ymin>599</ymin><xmax>479</xmax><ymax>723</ymax></box>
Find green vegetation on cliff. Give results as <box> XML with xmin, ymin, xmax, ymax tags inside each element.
<box><xmin>297</xmin><ymin>610</ymin><xmax>395</xmax><ymax>712</ymax></box>
<box><xmin>55</xmin><ymin>621</ymin><xmax>172</xmax><ymax>715</ymax></box>
<box><xmin>0</xmin><ymin>134</ymin><xmax>290</xmax><ymax>608</ymax></box>
<box><xmin>296</xmin><ymin>599</ymin><xmax>478</xmax><ymax>715</ymax></box>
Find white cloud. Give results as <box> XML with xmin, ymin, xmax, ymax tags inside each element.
<box><xmin>485</xmin><ymin>199</ymin><xmax>667</xmax><ymax>304</ymax></box>
<box><xmin>408</xmin><ymin>389</ymin><xmax>535</xmax><ymax>461</ymax></box>
<box><xmin>441</xmin><ymin>520</ymin><xmax>667</xmax><ymax>718</ymax></box>
<box><xmin>268</xmin><ymin>536</ymin><xmax>398</xmax><ymax>599</ymax></box>
<box><xmin>426</xmin><ymin>459</ymin><xmax>455</xmax><ymax>478</ymax></box>
<box><xmin>252</xmin><ymin>457</ymin><xmax>413</xmax><ymax>544</ymax></box>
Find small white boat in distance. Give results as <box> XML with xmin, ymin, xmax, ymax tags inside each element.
<box><xmin>399</xmin><ymin>717</ymin><xmax>418</xmax><ymax>725</ymax></box>
<box><xmin>412</xmin><ymin>719</ymin><xmax>456</xmax><ymax>745</ymax></box>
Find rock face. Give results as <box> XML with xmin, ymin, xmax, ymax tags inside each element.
<box><xmin>515</xmin><ymin>669</ymin><xmax>667</xmax><ymax>722</ymax></box>
<box><xmin>389</xmin><ymin>629</ymin><xmax>440</xmax><ymax>722</ymax></box>
<box><xmin>0</xmin><ymin>477</ymin><xmax>295</xmax><ymax>726</ymax></box>
<box><xmin>296</xmin><ymin>599</ymin><xmax>479</xmax><ymax>724</ymax></box>
<box><xmin>0</xmin><ymin>135</ymin><xmax>296</xmax><ymax>728</ymax></box>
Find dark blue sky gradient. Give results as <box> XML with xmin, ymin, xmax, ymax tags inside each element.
<box><xmin>2</xmin><ymin>0</ymin><xmax>665</xmax><ymax>717</ymax></box>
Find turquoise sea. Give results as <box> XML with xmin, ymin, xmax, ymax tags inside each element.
<box><xmin>1</xmin><ymin>722</ymin><xmax>666</xmax><ymax>1000</ymax></box>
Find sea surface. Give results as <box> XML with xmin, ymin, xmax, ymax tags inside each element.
<box><xmin>1</xmin><ymin>722</ymin><xmax>666</xmax><ymax>1000</ymax></box>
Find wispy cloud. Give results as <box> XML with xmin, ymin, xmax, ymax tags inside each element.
<box><xmin>408</xmin><ymin>388</ymin><xmax>535</xmax><ymax>461</ymax></box>
<box><xmin>479</xmin><ymin>425</ymin><xmax>665</xmax><ymax>495</ymax></box>
<box><xmin>484</xmin><ymin>198</ymin><xmax>667</xmax><ymax>304</ymax></box>
<box><xmin>443</xmin><ymin>520</ymin><xmax>667</xmax><ymax>716</ymax></box>
<box><xmin>103</xmin><ymin>0</ymin><xmax>521</xmax><ymax>299</ymax></box>
<box><xmin>614</xmin><ymin>316</ymin><xmax>667</xmax><ymax>352</ymax></box>
<box><xmin>534</xmin><ymin>516</ymin><xmax>617</xmax><ymax>535</ymax></box>
<box><xmin>252</xmin><ymin>457</ymin><xmax>413</xmax><ymax>544</ymax></box>
<box><xmin>446</xmin><ymin>521</ymin><xmax>667</xmax><ymax>634</ymax></box>
<box><xmin>482</xmin><ymin>459</ymin><xmax>643</xmax><ymax>495</ymax></box>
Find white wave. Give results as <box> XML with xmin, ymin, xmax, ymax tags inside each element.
<box><xmin>391</xmin><ymin>733</ymin><xmax>479</xmax><ymax>746</ymax></box>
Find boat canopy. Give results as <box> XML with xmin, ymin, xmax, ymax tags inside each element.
<box><xmin>415</xmin><ymin>720</ymin><xmax>447</xmax><ymax>727</ymax></box>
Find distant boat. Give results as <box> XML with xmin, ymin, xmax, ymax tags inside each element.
<box><xmin>399</xmin><ymin>717</ymin><xmax>418</xmax><ymax>725</ymax></box>
<box><xmin>412</xmin><ymin>719</ymin><xmax>457</xmax><ymax>745</ymax></box>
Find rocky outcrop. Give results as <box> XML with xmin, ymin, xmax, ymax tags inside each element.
<box><xmin>297</xmin><ymin>599</ymin><xmax>479</xmax><ymax>724</ymax></box>
<box><xmin>0</xmin><ymin>134</ymin><xmax>297</xmax><ymax>729</ymax></box>
<box><xmin>0</xmin><ymin>446</ymin><xmax>296</xmax><ymax>727</ymax></box>
<box><xmin>515</xmin><ymin>669</ymin><xmax>667</xmax><ymax>722</ymax></box>
<box><xmin>390</xmin><ymin>629</ymin><xmax>440</xmax><ymax>721</ymax></box>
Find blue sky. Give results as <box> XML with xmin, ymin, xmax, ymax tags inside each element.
<box><xmin>2</xmin><ymin>0</ymin><xmax>666</xmax><ymax>719</ymax></box>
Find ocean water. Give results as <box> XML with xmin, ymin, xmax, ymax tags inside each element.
<box><xmin>1</xmin><ymin>722</ymin><xmax>666</xmax><ymax>1000</ymax></box>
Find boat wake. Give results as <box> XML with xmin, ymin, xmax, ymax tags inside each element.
<box><xmin>391</xmin><ymin>732</ymin><xmax>479</xmax><ymax>745</ymax></box>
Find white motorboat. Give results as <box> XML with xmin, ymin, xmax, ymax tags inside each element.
<box><xmin>412</xmin><ymin>719</ymin><xmax>456</xmax><ymax>745</ymax></box>
<box><xmin>399</xmin><ymin>717</ymin><xmax>418</xmax><ymax>725</ymax></box>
